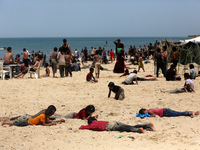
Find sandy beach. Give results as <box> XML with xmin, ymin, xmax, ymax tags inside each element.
<box><xmin>0</xmin><ymin>60</ymin><xmax>200</xmax><ymax>150</ymax></box>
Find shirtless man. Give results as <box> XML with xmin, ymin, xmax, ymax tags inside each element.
<box><xmin>23</xmin><ymin>48</ymin><xmax>29</xmax><ymax>67</ymax></box>
<box><xmin>65</xmin><ymin>53</ymin><xmax>72</xmax><ymax>77</ymax></box>
<box><xmin>51</xmin><ymin>47</ymin><xmax>58</xmax><ymax>78</ymax></box>
<box><xmin>4</xmin><ymin>47</ymin><xmax>14</xmax><ymax>65</ymax></box>
<box><xmin>61</xmin><ymin>39</ymin><xmax>72</xmax><ymax>56</ymax></box>
<box><xmin>93</xmin><ymin>51</ymin><xmax>101</xmax><ymax>78</ymax></box>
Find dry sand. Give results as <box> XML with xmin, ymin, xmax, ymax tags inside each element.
<box><xmin>0</xmin><ymin>60</ymin><xmax>200</xmax><ymax>150</ymax></box>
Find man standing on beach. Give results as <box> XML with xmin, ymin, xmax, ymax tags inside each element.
<box><xmin>84</xmin><ymin>47</ymin><xmax>88</xmax><ymax>63</ymax></box>
<box><xmin>23</xmin><ymin>48</ymin><xmax>29</xmax><ymax>67</ymax></box>
<box><xmin>92</xmin><ymin>51</ymin><xmax>101</xmax><ymax>78</ymax></box>
<box><xmin>4</xmin><ymin>47</ymin><xmax>14</xmax><ymax>65</ymax></box>
<box><xmin>65</xmin><ymin>53</ymin><xmax>72</xmax><ymax>77</ymax></box>
<box><xmin>61</xmin><ymin>39</ymin><xmax>72</xmax><ymax>55</ymax></box>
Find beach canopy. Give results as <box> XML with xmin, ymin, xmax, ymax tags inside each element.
<box><xmin>180</xmin><ymin>36</ymin><xmax>200</xmax><ymax>45</ymax></box>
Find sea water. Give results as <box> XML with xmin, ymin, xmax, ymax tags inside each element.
<box><xmin>0</xmin><ymin>37</ymin><xmax>186</xmax><ymax>60</ymax></box>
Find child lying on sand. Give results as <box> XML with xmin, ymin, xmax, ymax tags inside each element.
<box><xmin>138</xmin><ymin>108</ymin><xmax>199</xmax><ymax>118</ymax></box>
<box><xmin>51</xmin><ymin>105</ymin><xmax>98</xmax><ymax>120</ymax></box>
<box><xmin>80</xmin><ymin>117</ymin><xmax>155</xmax><ymax>133</ymax></box>
<box><xmin>1</xmin><ymin>105</ymin><xmax>65</xmax><ymax>127</ymax></box>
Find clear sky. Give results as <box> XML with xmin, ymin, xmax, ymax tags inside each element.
<box><xmin>0</xmin><ymin>0</ymin><xmax>200</xmax><ymax>37</ymax></box>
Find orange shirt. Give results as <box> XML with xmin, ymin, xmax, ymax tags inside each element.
<box><xmin>28</xmin><ymin>114</ymin><xmax>46</xmax><ymax>125</ymax></box>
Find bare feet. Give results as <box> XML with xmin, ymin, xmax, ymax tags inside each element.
<box><xmin>149</xmin><ymin>123</ymin><xmax>156</xmax><ymax>131</ymax></box>
<box><xmin>190</xmin><ymin>111</ymin><xmax>195</xmax><ymax>118</ymax></box>
<box><xmin>0</xmin><ymin>121</ymin><xmax>5</xmax><ymax>126</ymax></box>
<box><xmin>139</xmin><ymin>128</ymin><xmax>148</xmax><ymax>133</ymax></box>
<box><xmin>195</xmin><ymin>111</ymin><xmax>200</xmax><ymax>115</ymax></box>
<box><xmin>160</xmin><ymin>89</ymin><xmax>165</xmax><ymax>93</ymax></box>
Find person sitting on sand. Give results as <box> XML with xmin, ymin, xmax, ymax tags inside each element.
<box><xmin>161</xmin><ymin>73</ymin><xmax>195</xmax><ymax>94</ymax></box>
<box><xmin>86</xmin><ymin>68</ymin><xmax>98</xmax><ymax>83</ymax></box>
<box><xmin>79</xmin><ymin>117</ymin><xmax>155</xmax><ymax>133</ymax></box>
<box><xmin>119</xmin><ymin>69</ymin><xmax>130</xmax><ymax>77</ymax></box>
<box><xmin>189</xmin><ymin>64</ymin><xmax>197</xmax><ymax>80</ymax></box>
<box><xmin>166</xmin><ymin>64</ymin><xmax>181</xmax><ymax>81</ymax></box>
<box><xmin>1</xmin><ymin>105</ymin><xmax>65</xmax><ymax>127</ymax></box>
<box><xmin>51</xmin><ymin>105</ymin><xmax>98</xmax><ymax>120</ymax></box>
<box><xmin>41</xmin><ymin>63</ymin><xmax>50</xmax><ymax>77</ymax></box>
<box><xmin>108</xmin><ymin>82</ymin><xmax>125</xmax><ymax>100</ymax></box>
<box><xmin>138</xmin><ymin>108</ymin><xmax>199</xmax><ymax>118</ymax></box>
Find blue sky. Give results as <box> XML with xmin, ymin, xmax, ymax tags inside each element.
<box><xmin>0</xmin><ymin>0</ymin><xmax>200</xmax><ymax>37</ymax></box>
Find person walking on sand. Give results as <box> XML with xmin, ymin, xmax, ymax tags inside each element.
<box><xmin>172</xmin><ymin>47</ymin><xmax>181</xmax><ymax>76</ymax></box>
<box><xmin>57</xmin><ymin>47</ymin><xmax>66</xmax><ymax>78</ymax></box>
<box><xmin>154</xmin><ymin>48</ymin><xmax>163</xmax><ymax>77</ymax></box>
<box><xmin>65</xmin><ymin>53</ymin><xmax>72</xmax><ymax>77</ymax></box>
<box><xmin>51</xmin><ymin>47</ymin><xmax>58</xmax><ymax>78</ymax></box>
<box><xmin>92</xmin><ymin>51</ymin><xmax>101</xmax><ymax>78</ymax></box>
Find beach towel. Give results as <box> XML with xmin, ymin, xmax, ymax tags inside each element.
<box><xmin>136</xmin><ymin>112</ymin><xmax>150</xmax><ymax>118</ymax></box>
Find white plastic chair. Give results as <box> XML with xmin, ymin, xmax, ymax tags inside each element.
<box><xmin>27</xmin><ymin>61</ymin><xmax>43</xmax><ymax>79</ymax></box>
<box><xmin>0</xmin><ymin>60</ymin><xmax>11</xmax><ymax>80</ymax></box>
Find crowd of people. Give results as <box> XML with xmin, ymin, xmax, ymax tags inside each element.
<box><xmin>0</xmin><ymin>38</ymin><xmax>199</xmax><ymax>139</ymax></box>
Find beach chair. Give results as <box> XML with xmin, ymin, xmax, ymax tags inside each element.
<box><xmin>0</xmin><ymin>60</ymin><xmax>11</xmax><ymax>80</ymax></box>
<box><xmin>27</xmin><ymin>60</ymin><xmax>43</xmax><ymax>79</ymax></box>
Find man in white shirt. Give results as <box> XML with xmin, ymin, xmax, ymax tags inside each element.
<box><xmin>123</xmin><ymin>70</ymin><xmax>138</xmax><ymax>85</ymax></box>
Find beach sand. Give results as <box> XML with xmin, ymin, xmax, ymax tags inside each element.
<box><xmin>0</xmin><ymin>60</ymin><xmax>200</xmax><ymax>150</ymax></box>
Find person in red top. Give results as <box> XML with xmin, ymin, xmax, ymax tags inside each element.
<box><xmin>119</xmin><ymin>69</ymin><xmax>130</xmax><ymax>77</ymax></box>
<box><xmin>109</xmin><ymin>49</ymin><xmax>114</xmax><ymax>63</ymax></box>
<box><xmin>80</xmin><ymin>117</ymin><xmax>156</xmax><ymax>133</ymax></box>
<box><xmin>86</xmin><ymin>68</ymin><xmax>98</xmax><ymax>83</ymax></box>
<box><xmin>50</xmin><ymin>105</ymin><xmax>98</xmax><ymax>120</ymax></box>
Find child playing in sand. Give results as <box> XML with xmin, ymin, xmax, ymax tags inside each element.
<box><xmin>138</xmin><ymin>53</ymin><xmax>145</xmax><ymax>72</ymax></box>
<box><xmin>119</xmin><ymin>69</ymin><xmax>130</xmax><ymax>77</ymax></box>
<box><xmin>161</xmin><ymin>73</ymin><xmax>195</xmax><ymax>94</ymax></box>
<box><xmin>138</xmin><ymin>108</ymin><xmax>199</xmax><ymax>118</ymax></box>
<box><xmin>51</xmin><ymin>105</ymin><xmax>98</xmax><ymax>120</ymax></box>
<box><xmin>41</xmin><ymin>63</ymin><xmax>50</xmax><ymax>77</ymax></box>
<box><xmin>1</xmin><ymin>105</ymin><xmax>65</xmax><ymax>127</ymax></box>
<box><xmin>189</xmin><ymin>64</ymin><xmax>197</xmax><ymax>79</ymax></box>
<box><xmin>108</xmin><ymin>82</ymin><xmax>125</xmax><ymax>100</ymax></box>
<box><xmin>80</xmin><ymin>117</ymin><xmax>155</xmax><ymax>133</ymax></box>
<box><xmin>86</xmin><ymin>68</ymin><xmax>98</xmax><ymax>82</ymax></box>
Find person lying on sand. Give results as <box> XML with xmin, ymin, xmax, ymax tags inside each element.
<box><xmin>51</xmin><ymin>105</ymin><xmax>98</xmax><ymax>120</ymax></box>
<box><xmin>80</xmin><ymin>117</ymin><xmax>155</xmax><ymax>133</ymax></box>
<box><xmin>1</xmin><ymin>105</ymin><xmax>65</xmax><ymax>127</ymax></box>
<box><xmin>0</xmin><ymin>105</ymin><xmax>56</xmax><ymax>122</ymax></box>
<box><xmin>161</xmin><ymin>73</ymin><xmax>195</xmax><ymax>94</ymax></box>
<box><xmin>108</xmin><ymin>82</ymin><xmax>125</xmax><ymax>100</ymax></box>
<box><xmin>138</xmin><ymin>108</ymin><xmax>199</xmax><ymax>118</ymax></box>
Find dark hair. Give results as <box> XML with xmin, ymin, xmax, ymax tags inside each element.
<box><xmin>23</xmin><ymin>48</ymin><xmax>26</xmax><ymax>51</ymax></box>
<box><xmin>7</xmin><ymin>47</ymin><xmax>12</xmax><ymax>52</ymax></box>
<box><xmin>170</xmin><ymin>64</ymin><xmax>175</xmax><ymax>69</ymax></box>
<box><xmin>125</xmin><ymin>69</ymin><xmax>129</xmax><ymax>73</ymax></box>
<box><xmin>172</xmin><ymin>47</ymin><xmax>177</xmax><ymax>51</ymax></box>
<box><xmin>45</xmin><ymin>105</ymin><xmax>56</xmax><ymax>116</ymax></box>
<box><xmin>88</xmin><ymin>117</ymin><xmax>97</xmax><ymax>124</ymax></box>
<box><xmin>189</xmin><ymin>64</ymin><xmax>194</xmax><ymax>69</ymax></box>
<box><xmin>45</xmin><ymin>63</ymin><xmax>49</xmax><ymax>67</ymax></box>
<box><xmin>139</xmin><ymin>108</ymin><xmax>146</xmax><ymax>114</ymax></box>
<box><xmin>133</xmin><ymin>70</ymin><xmax>137</xmax><ymax>74</ymax></box>
<box><xmin>108</xmin><ymin>82</ymin><xmax>115</xmax><ymax>87</ymax></box>
<box><xmin>157</xmin><ymin>48</ymin><xmax>161</xmax><ymax>52</ymax></box>
<box><xmin>184</xmin><ymin>73</ymin><xmax>190</xmax><ymax>78</ymax></box>
<box><xmin>86</xmin><ymin>105</ymin><xmax>95</xmax><ymax>112</ymax></box>
<box><xmin>63</xmin><ymin>39</ymin><xmax>67</xmax><ymax>42</ymax></box>
<box><xmin>54</xmin><ymin>47</ymin><xmax>58</xmax><ymax>51</ymax></box>
<box><xmin>90</xmin><ymin>68</ymin><xmax>94</xmax><ymax>72</ymax></box>
<box><xmin>163</xmin><ymin>46</ymin><xmax>167</xmax><ymax>50</ymax></box>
